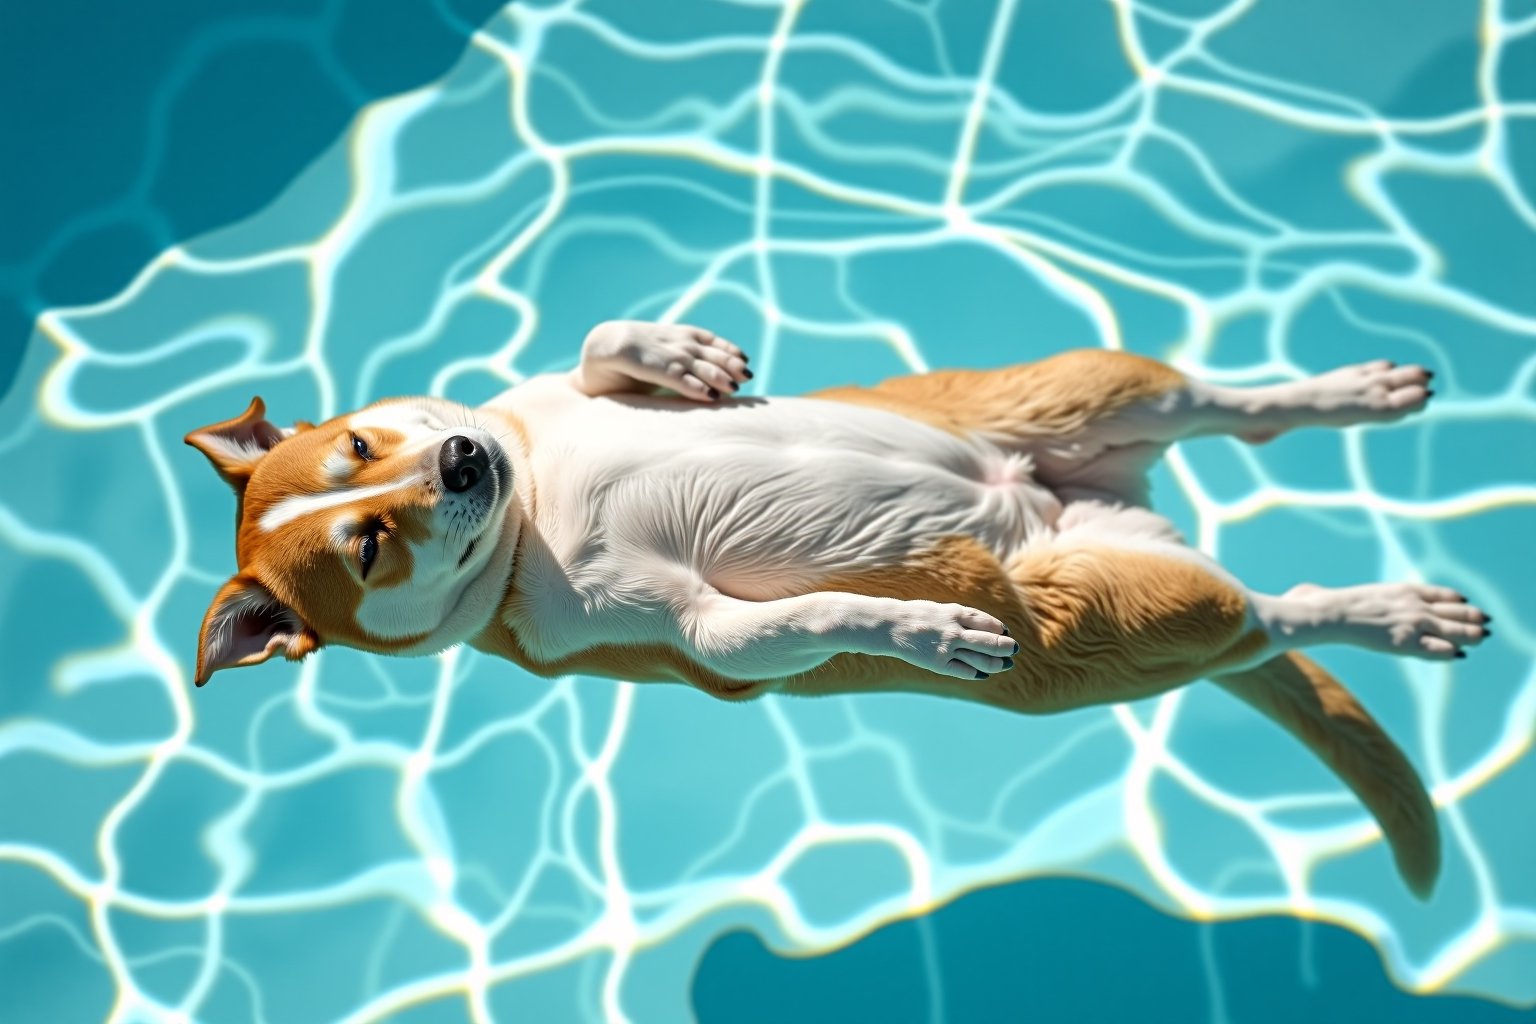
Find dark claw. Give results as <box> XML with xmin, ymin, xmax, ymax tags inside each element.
<box><xmin>1455</xmin><ymin>651</ymin><xmax>1467</xmax><ymax>659</ymax></box>
<box><xmin>729</xmin><ymin>380</ymin><xmax>740</xmax><ymax>391</ymax></box>
<box><xmin>707</xmin><ymin>387</ymin><xmax>721</xmax><ymax>400</ymax></box>
<box><xmin>1482</xmin><ymin>629</ymin><xmax>1493</xmax><ymax>639</ymax></box>
<box><xmin>743</xmin><ymin>369</ymin><xmax>754</xmax><ymax>380</ymax></box>
<box><xmin>1425</xmin><ymin>370</ymin><xmax>1435</xmax><ymax>380</ymax></box>
<box><xmin>975</xmin><ymin>670</ymin><xmax>988</xmax><ymax>679</ymax></box>
<box><xmin>1001</xmin><ymin>659</ymin><xmax>1014</xmax><ymax>670</ymax></box>
<box><xmin>1001</xmin><ymin>626</ymin><xmax>1010</xmax><ymax>636</ymax></box>
<box><xmin>1011</xmin><ymin>641</ymin><xmax>1020</xmax><ymax>654</ymax></box>
<box><xmin>1424</xmin><ymin>389</ymin><xmax>1435</xmax><ymax>398</ymax></box>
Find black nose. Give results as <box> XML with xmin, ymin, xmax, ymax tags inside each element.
<box><xmin>439</xmin><ymin>435</ymin><xmax>489</xmax><ymax>493</ymax></box>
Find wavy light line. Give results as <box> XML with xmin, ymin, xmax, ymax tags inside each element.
<box><xmin>2</xmin><ymin>0</ymin><xmax>1532</xmax><ymax>1020</ymax></box>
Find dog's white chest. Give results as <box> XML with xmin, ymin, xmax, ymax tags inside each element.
<box><xmin>493</xmin><ymin>378</ymin><xmax>1060</xmax><ymax>621</ymax></box>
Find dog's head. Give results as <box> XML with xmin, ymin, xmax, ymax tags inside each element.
<box><xmin>186</xmin><ymin>395</ymin><xmax>516</xmax><ymax>685</ymax></box>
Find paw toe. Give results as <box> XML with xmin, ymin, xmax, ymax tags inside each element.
<box><xmin>1418</xmin><ymin>635</ymin><xmax>1458</xmax><ymax>659</ymax></box>
<box><xmin>1386</xmin><ymin>364</ymin><xmax>1433</xmax><ymax>388</ymax></box>
<box><xmin>1388</xmin><ymin>385</ymin><xmax>1430</xmax><ymax>411</ymax></box>
<box><xmin>1414</xmin><ymin>584</ymin><xmax>1465</xmax><ymax>603</ymax></box>
<box><xmin>955</xmin><ymin>605</ymin><xmax>1006</xmax><ymax>634</ymax></box>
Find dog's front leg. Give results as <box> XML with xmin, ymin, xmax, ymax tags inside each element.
<box><xmin>571</xmin><ymin>320</ymin><xmax>752</xmax><ymax>401</ymax></box>
<box><xmin>684</xmin><ymin>590</ymin><xmax>1019</xmax><ymax>683</ymax></box>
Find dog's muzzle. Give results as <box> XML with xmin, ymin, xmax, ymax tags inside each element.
<box><xmin>439</xmin><ymin>435</ymin><xmax>490</xmax><ymax>493</ymax></box>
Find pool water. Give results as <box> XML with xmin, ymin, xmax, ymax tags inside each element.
<box><xmin>2</xmin><ymin>1</ymin><xmax>1533</xmax><ymax>1021</ymax></box>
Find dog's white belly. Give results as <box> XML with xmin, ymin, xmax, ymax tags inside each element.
<box><xmin>495</xmin><ymin>378</ymin><xmax>1061</xmax><ymax>626</ymax></box>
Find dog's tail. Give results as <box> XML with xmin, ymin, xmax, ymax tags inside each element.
<box><xmin>1212</xmin><ymin>651</ymin><xmax>1440</xmax><ymax>899</ymax></box>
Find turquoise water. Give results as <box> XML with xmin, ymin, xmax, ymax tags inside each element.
<box><xmin>2</xmin><ymin>1</ymin><xmax>1534</xmax><ymax>1021</ymax></box>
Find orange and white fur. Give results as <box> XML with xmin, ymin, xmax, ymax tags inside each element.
<box><xmin>187</xmin><ymin>320</ymin><xmax>1490</xmax><ymax>898</ymax></box>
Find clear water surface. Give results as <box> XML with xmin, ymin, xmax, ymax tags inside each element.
<box><xmin>1</xmin><ymin>1</ymin><xmax>1533</xmax><ymax>1021</ymax></box>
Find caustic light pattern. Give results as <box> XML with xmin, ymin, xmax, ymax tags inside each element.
<box><xmin>2</xmin><ymin>0</ymin><xmax>1534</xmax><ymax>1020</ymax></box>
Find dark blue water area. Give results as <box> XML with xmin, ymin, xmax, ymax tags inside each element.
<box><xmin>0</xmin><ymin>0</ymin><xmax>505</xmax><ymax>400</ymax></box>
<box><xmin>693</xmin><ymin>877</ymin><xmax>1536</xmax><ymax>1024</ymax></box>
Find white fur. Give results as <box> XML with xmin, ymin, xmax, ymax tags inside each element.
<box><xmin>349</xmin><ymin>402</ymin><xmax>446</xmax><ymax>435</ymax></box>
<box><xmin>480</xmin><ymin>376</ymin><xmax>1060</xmax><ymax>666</ymax></box>
<box><xmin>260</xmin><ymin>476</ymin><xmax>423</xmax><ymax>532</ymax></box>
<box><xmin>322</xmin><ymin>448</ymin><xmax>353</xmax><ymax>484</ymax></box>
<box><xmin>199</xmin><ymin>433</ymin><xmax>276</xmax><ymax>465</ymax></box>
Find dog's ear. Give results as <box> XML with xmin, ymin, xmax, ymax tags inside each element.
<box><xmin>194</xmin><ymin>575</ymin><xmax>321</xmax><ymax>686</ymax></box>
<box><xmin>184</xmin><ymin>397</ymin><xmax>303</xmax><ymax>495</ymax></box>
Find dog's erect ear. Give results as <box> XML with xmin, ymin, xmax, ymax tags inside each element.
<box><xmin>194</xmin><ymin>575</ymin><xmax>321</xmax><ymax>686</ymax></box>
<box><xmin>184</xmin><ymin>397</ymin><xmax>303</xmax><ymax>495</ymax></box>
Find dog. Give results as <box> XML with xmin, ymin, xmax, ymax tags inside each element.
<box><xmin>186</xmin><ymin>319</ymin><xmax>1489</xmax><ymax>898</ymax></box>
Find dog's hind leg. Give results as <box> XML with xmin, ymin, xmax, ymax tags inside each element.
<box><xmin>812</xmin><ymin>350</ymin><xmax>1434</xmax><ymax>501</ymax></box>
<box><xmin>815</xmin><ymin>349</ymin><xmax>1434</xmax><ymax>447</ymax></box>
<box><xmin>1000</xmin><ymin>524</ymin><xmax>1452</xmax><ymax>899</ymax></box>
<box><xmin>978</xmin><ymin>506</ymin><xmax>1270</xmax><ymax>713</ymax></box>
<box><xmin>1202</xmin><ymin>577</ymin><xmax>1489</xmax><ymax>898</ymax></box>
<box><xmin>1160</xmin><ymin>358</ymin><xmax>1435</xmax><ymax>445</ymax></box>
<box><xmin>810</xmin><ymin>348</ymin><xmax>1190</xmax><ymax>457</ymax></box>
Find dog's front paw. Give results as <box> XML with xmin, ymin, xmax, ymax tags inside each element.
<box><xmin>882</xmin><ymin>600</ymin><xmax>1019</xmax><ymax>680</ymax></box>
<box><xmin>584</xmin><ymin>320</ymin><xmax>752</xmax><ymax>401</ymax></box>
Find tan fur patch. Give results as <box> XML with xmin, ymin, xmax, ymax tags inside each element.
<box><xmin>810</xmin><ymin>349</ymin><xmax>1185</xmax><ymax>442</ymax></box>
<box><xmin>793</xmin><ymin>536</ymin><xmax>1255</xmax><ymax>713</ymax></box>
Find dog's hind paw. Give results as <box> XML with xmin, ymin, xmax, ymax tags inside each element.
<box><xmin>1297</xmin><ymin>360</ymin><xmax>1435</xmax><ymax>426</ymax></box>
<box><xmin>1293</xmin><ymin>581</ymin><xmax>1491</xmax><ymax>661</ymax></box>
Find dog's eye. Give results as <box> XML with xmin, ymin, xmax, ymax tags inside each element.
<box><xmin>359</xmin><ymin>533</ymin><xmax>379</xmax><ymax>579</ymax></box>
<box><xmin>351</xmin><ymin>433</ymin><xmax>373</xmax><ymax>460</ymax></box>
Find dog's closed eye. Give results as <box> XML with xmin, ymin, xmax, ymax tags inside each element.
<box><xmin>359</xmin><ymin>532</ymin><xmax>379</xmax><ymax>579</ymax></box>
